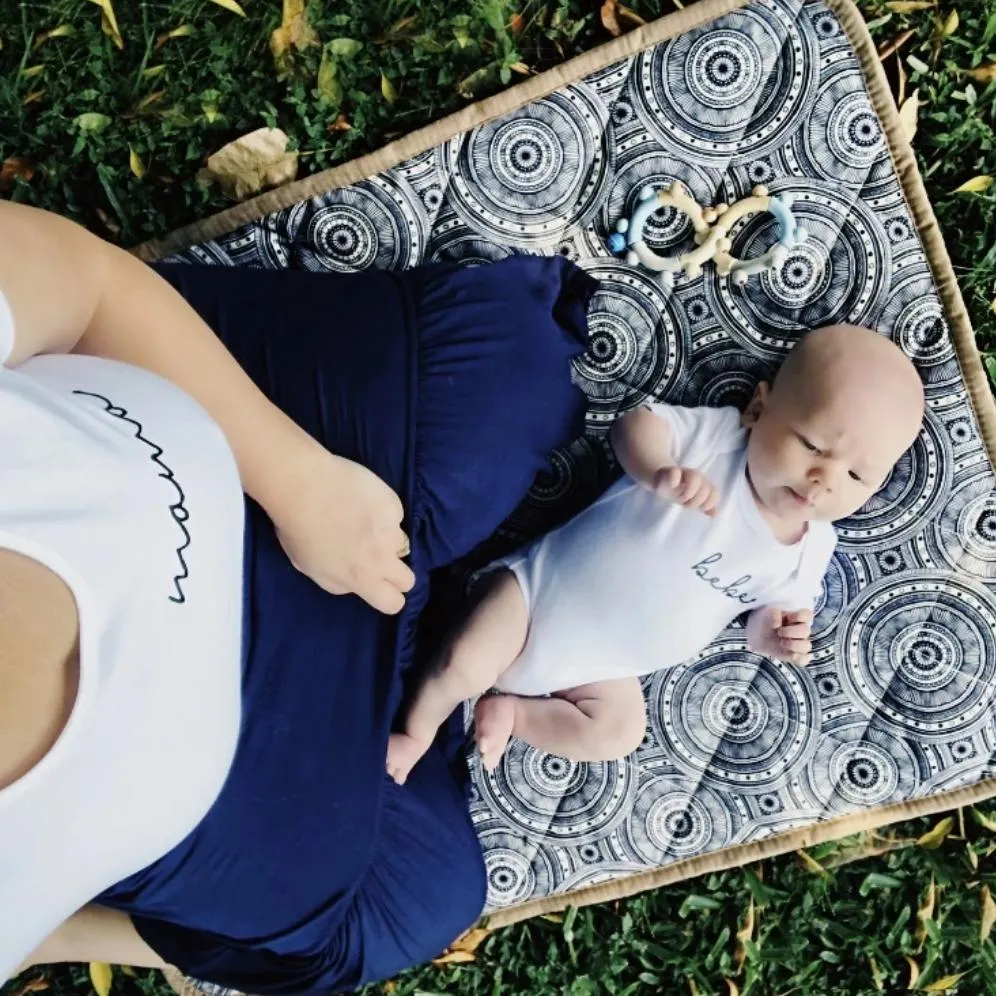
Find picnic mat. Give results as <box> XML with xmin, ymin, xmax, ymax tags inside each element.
<box><xmin>141</xmin><ymin>0</ymin><xmax>996</xmax><ymax>973</ymax></box>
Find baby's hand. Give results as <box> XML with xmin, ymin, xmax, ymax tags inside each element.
<box><xmin>747</xmin><ymin>607</ymin><xmax>813</xmax><ymax>666</ymax></box>
<box><xmin>652</xmin><ymin>466</ymin><xmax>720</xmax><ymax>517</ymax></box>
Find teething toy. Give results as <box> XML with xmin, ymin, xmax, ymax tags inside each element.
<box><xmin>606</xmin><ymin>182</ymin><xmax>807</xmax><ymax>289</ymax></box>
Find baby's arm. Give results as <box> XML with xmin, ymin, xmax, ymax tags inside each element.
<box><xmin>746</xmin><ymin>607</ymin><xmax>814</xmax><ymax>665</ymax></box>
<box><xmin>611</xmin><ymin>407</ymin><xmax>720</xmax><ymax>516</ymax></box>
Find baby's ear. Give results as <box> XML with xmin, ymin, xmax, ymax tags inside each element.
<box><xmin>741</xmin><ymin>381</ymin><xmax>770</xmax><ymax>428</ymax></box>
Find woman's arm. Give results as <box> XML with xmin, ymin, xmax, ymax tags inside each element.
<box><xmin>14</xmin><ymin>905</ymin><xmax>167</xmax><ymax>977</ymax></box>
<box><xmin>0</xmin><ymin>202</ymin><xmax>414</xmax><ymax>613</ymax></box>
<box><xmin>0</xmin><ymin>200</ymin><xmax>315</xmax><ymax>516</ymax></box>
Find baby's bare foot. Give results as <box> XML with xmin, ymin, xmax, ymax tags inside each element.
<box><xmin>474</xmin><ymin>694</ymin><xmax>517</xmax><ymax>772</ymax></box>
<box><xmin>386</xmin><ymin>732</ymin><xmax>430</xmax><ymax>786</ymax></box>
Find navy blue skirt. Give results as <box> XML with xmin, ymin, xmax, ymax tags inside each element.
<box><xmin>95</xmin><ymin>256</ymin><xmax>595</xmax><ymax>993</ymax></box>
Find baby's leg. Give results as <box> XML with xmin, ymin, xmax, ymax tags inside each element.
<box><xmin>387</xmin><ymin>570</ymin><xmax>528</xmax><ymax>785</ymax></box>
<box><xmin>476</xmin><ymin>676</ymin><xmax>646</xmax><ymax>770</ymax></box>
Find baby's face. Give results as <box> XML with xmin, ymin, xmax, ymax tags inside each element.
<box><xmin>745</xmin><ymin>373</ymin><xmax>914</xmax><ymax>527</ymax></box>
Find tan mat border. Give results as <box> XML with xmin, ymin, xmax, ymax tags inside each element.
<box><xmin>144</xmin><ymin>0</ymin><xmax>996</xmax><ymax>943</ymax></box>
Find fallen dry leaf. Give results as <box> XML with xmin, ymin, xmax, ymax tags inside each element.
<box><xmin>89</xmin><ymin>963</ymin><xmax>113</xmax><ymax>996</ymax></box>
<box><xmin>509</xmin><ymin>12</ymin><xmax>524</xmax><ymax>34</ymax></box>
<box><xmin>877</xmin><ymin>28</ymin><xmax>915</xmax><ymax>61</ymax></box>
<box><xmin>954</xmin><ymin>175</ymin><xmax>993</xmax><ymax>193</ymax></box>
<box><xmin>431</xmin><ymin>949</ymin><xmax>476</xmax><ymax>966</ymax></box>
<box><xmin>922</xmin><ymin>973</ymin><xmax>967</xmax><ymax>992</ymax></box>
<box><xmin>22</xmin><ymin>89</ymin><xmax>45</xmax><ymax>105</ymax></box>
<box><xmin>155</xmin><ymin>23</ymin><xmax>195</xmax><ymax>49</ymax></box>
<box><xmin>327</xmin><ymin>113</ymin><xmax>351</xmax><ymax>133</ymax></box>
<box><xmin>917</xmin><ymin>816</ymin><xmax>954</xmax><ymax>849</ymax></box>
<box><xmin>129</xmin><ymin>147</ymin><xmax>145</xmax><ymax>178</ymax></box>
<box><xmin>724</xmin><ymin>980</ymin><xmax>740</xmax><ymax>996</ymax></box>
<box><xmin>982</xmin><ymin>885</ymin><xmax>996</xmax><ymax>942</ymax></box>
<box><xmin>0</xmin><ymin>156</ymin><xmax>35</xmax><ymax>191</ymax></box>
<box><xmin>617</xmin><ymin>4</ymin><xmax>648</xmax><ymax>27</ymax></box>
<box><xmin>942</xmin><ymin>9</ymin><xmax>958</xmax><ymax>36</ymax></box>
<box><xmin>207</xmin><ymin>0</ymin><xmax>246</xmax><ymax>16</ymax></box>
<box><xmin>381</xmin><ymin>73</ymin><xmax>398</xmax><ymax>103</ymax></box>
<box><xmin>8</xmin><ymin>975</ymin><xmax>48</xmax><ymax>996</ymax></box>
<box><xmin>897</xmin><ymin>52</ymin><xmax>908</xmax><ymax>104</ymax></box>
<box><xmin>797</xmin><ymin>849</ymin><xmax>830</xmax><ymax>877</ymax></box>
<box><xmin>916</xmin><ymin>874</ymin><xmax>936</xmax><ymax>949</ymax></box>
<box><xmin>199</xmin><ymin>127</ymin><xmax>298</xmax><ymax>201</ymax></box>
<box><xmin>34</xmin><ymin>24</ymin><xmax>74</xmax><ymax>48</ymax></box>
<box><xmin>270</xmin><ymin>0</ymin><xmax>318</xmax><ymax>69</ymax></box>
<box><xmin>965</xmin><ymin>63</ymin><xmax>996</xmax><ymax>84</ymax></box>
<box><xmin>734</xmin><ymin>897</ymin><xmax>755</xmax><ymax>971</ymax></box>
<box><xmin>898</xmin><ymin>88</ymin><xmax>920</xmax><ymax>142</ymax></box>
<box><xmin>601</xmin><ymin>0</ymin><xmax>622</xmax><ymax>36</ymax></box>
<box><xmin>906</xmin><ymin>956</ymin><xmax>921</xmax><ymax>989</ymax></box>
<box><xmin>869</xmin><ymin>955</ymin><xmax>885</xmax><ymax>991</ymax></box>
<box><xmin>449</xmin><ymin>926</ymin><xmax>492</xmax><ymax>954</ymax></box>
<box><xmin>885</xmin><ymin>0</ymin><xmax>935</xmax><ymax>10</ymax></box>
<box><xmin>88</xmin><ymin>0</ymin><xmax>123</xmax><ymax>48</ymax></box>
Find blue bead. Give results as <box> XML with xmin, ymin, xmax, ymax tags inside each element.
<box><xmin>607</xmin><ymin>232</ymin><xmax>627</xmax><ymax>254</ymax></box>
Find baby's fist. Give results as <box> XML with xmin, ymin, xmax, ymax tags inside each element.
<box><xmin>748</xmin><ymin>607</ymin><xmax>813</xmax><ymax>666</ymax></box>
<box><xmin>653</xmin><ymin>466</ymin><xmax>720</xmax><ymax>517</ymax></box>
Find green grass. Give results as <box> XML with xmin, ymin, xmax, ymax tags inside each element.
<box><xmin>2</xmin><ymin>1</ymin><xmax>996</xmax><ymax>995</ymax></box>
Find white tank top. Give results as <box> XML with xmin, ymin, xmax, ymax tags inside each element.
<box><xmin>0</xmin><ymin>290</ymin><xmax>245</xmax><ymax>979</ymax></box>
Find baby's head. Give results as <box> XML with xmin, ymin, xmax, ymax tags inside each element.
<box><xmin>742</xmin><ymin>324</ymin><xmax>924</xmax><ymax>525</ymax></box>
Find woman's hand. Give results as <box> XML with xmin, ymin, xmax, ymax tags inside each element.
<box><xmin>269</xmin><ymin>441</ymin><xmax>416</xmax><ymax>615</ymax></box>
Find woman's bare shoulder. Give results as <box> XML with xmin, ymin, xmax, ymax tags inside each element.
<box><xmin>0</xmin><ymin>549</ymin><xmax>80</xmax><ymax>792</ymax></box>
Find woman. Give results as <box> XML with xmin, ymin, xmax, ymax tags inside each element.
<box><xmin>0</xmin><ymin>201</ymin><xmax>595</xmax><ymax>992</ymax></box>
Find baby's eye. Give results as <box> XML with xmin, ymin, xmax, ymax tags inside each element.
<box><xmin>799</xmin><ymin>436</ymin><xmax>819</xmax><ymax>453</ymax></box>
<box><xmin>849</xmin><ymin>470</ymin><xmax>863</xmax><ymax>483</ymax></box>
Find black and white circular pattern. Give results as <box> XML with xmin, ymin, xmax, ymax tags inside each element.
<box><xmin>175</xmin><ymin>0</ymin><xmax>996</xmax><ymax>935</ymax></box>
<box><xmin>286</xmin><ymin>177</ymin><xmax>429</xmax><ymax>272</ymax></box>
<box><xmin>648</xmin><ymin>647</ymin><xmax>819</xmax><ymax>790</ymax></box>
<box><xmin>573</xmin><ymin>261</ymin><xmax>690</xmax><ymax>424</ymax></box>
<box><xmin>632</xmin><ymin>0</ymin><xmax>819</xmax><ymax>166</ymax></box>
<box><xmin>477</xmin><ymin>740</ymin><xmax>636</xmax><ymax>844</ymax></box>
<box><xmin>442</xmin><ymin>83</ymin><xmax>611</xmax><ymax>248</ymax></box>
<box><xmin>837</xmin><ymin>574</ymin><xmax>996</xmax><ymax>743</ymax></box>
<box><xmin>835</xmin><ymin>409</ymin><xmax>951</xmax><ymax>553</ymax></box>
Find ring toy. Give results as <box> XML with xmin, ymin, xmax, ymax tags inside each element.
<box><xmin>606</xmin><ymin>182</ymin><xmax>807</xmax><ymax>289</ymax></box>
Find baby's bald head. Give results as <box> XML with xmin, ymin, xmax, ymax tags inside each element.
<box><xmin>743</xmin><ymin>324</ymin><xmax>925</xmax><ymax>526</ymax></box>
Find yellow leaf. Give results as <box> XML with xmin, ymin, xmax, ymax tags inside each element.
<box><xmin>89</xmin><ymin>963</ymin><xmax>113</xmax><ymax>996</ymax></box>
<box><xmin>135</xmin><ymin>90</ymin><xmax>166</xmax><ymax>112</ymax></box>
<box><xmin>973</xmin><ymin>808</ymin><xmax>996</xmax><ymax>832</ymax></box>
<box><xmin>129</xmin><ymin>147</ymin><xmax>145</xmax><ymax>178</ymax></box>
<box><xmin>207</xmin><ymin>0</ymin><xmax>247</xmax><ymax>16</ymax></box>
<box><xmin>270</xmin><ymin>0</ymin><xmax>318</xmax><ymax>66</ymax></box>
<box><xmin>23</xmin><ymin>89</ymin><xmax>45</xmax><ymax>105</ymax></box>
<box><xmin>735</xmin><ymin>897</ymin><xmax>755</xmax><ymax>970</ymax></box>
<box><xmin>541</xmin><ymin>913</ymin><xmax>564</xmax><ymax>923</ymax></box>
<box><xmin>509</xmin><ymin>62</ymin><xmax>530</xmax><ymax>75</ymax></box>
<box><xmin>965</xmin><ymin>63</ymin><xmax>996</xmax><ymax>85</ymax></box>
<box><xmin>449</xmin><ymin>927</ymin><xmax>492</xmax><ymax>954</ymax></box>
<box><xmin>942</xmin><ymin>9</ymin><xmax>958</xmax><ymax>35</ymax></box>
<box><xmin>917</xmin><ymin>815</ymin><xmax>953</xmax><ymax>849</ymax></box>
<box><xmin>953</xmin><ymin>175</ymin><xmax>993</xmax><ymax>194</ymax></box>
<box><xmin>869</xmin><ymin>955</ymin><xmax>885</xmax><ymax>991</ymax></box>
<box><xmin>199</xmin><ymin>127</ymin><xmax>298</xmax><ymax>201</ymax></box>
<box><xmin>906</xmin><ymin>956</ymin><xmax>921</xmax><ymax>989</ymax></box>
<box><xmin>21</xmin><ymin>65</ymin><xmax>44</xmax><ymax>78</ymax></box>
<box><xmin>34</xmin><ymin>24</ymin><xmax>74</xmax><ymax>47</ymax></box>
<box><xmin>967</xmin><ymin>843</ymin><xmax>979</xmax><ymax>870</ymax></box>
<box><xmin>601</xmin><ymin>0</ymin><xmax>622</xmax><ymax>37</ymax></box>
<box><xmin>898</xmin><ymin>88</ymin><xmax>920</xmax><ymax>143</ymax></box>
<box><xmin>922</xmin><ymin>973</ymin><xmax>967</xmax><ymax>992</ymax></box>
<box><xmin>142</xmin><ymin>65</ymin><xmax>165</xmax><ymax>78</ymax></box>
<box><xmin>688</xmin><ymin>980</ymin><xmax>700</xmax><ymax>996</ymax></box>
<box><xmin>431</xmin><ymin>949</ymin><xmax>476</xmax><ymax>965</ymax></box>
<box><xmin>88</xmin><ymin>0</ymin><xmax>123</xmax><ymax>48</ymax></box>
<box><xmin>885</xmin><ymin>0</ymin><xmax>935</xmax><ymax>10</ymax></box>
<box><xmin>916</xmin><ymin>875</ymin><xmax>936</xmax><ymax>948</ymax></box>
<box><xmin>381</xmin><ymin>73</ymin><xmax>397</xmax><ymax>103</ymax></box>
<box><xmin>724</xmin><ymin>980</ymin><xmax>740</xmax><ymax>996</ymax></box>
<box><xmin>982</xmin><ymin>885</ymin><xmax>996</xmax><ymax>942</ymax></box>
<box><xmin>317</xmin><ymin>46</ymin><xmax>342</xmax><ymax>107</ymax></box>
<box><xmin>617</xmin><ymin>4</ymin><xmax>648</xmax><ymax>26</ymax></box>
<box><xmin>119</xmin><ymin>969</ymin><xmax>136</xmax><ymax>979</ymax></box>
<box><xmin>797</xmin><ymin>849</ymin><xmax>830</xmax><ymax>877</ymax></box>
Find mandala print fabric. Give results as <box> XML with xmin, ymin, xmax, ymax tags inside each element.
<box><xmin>171</xmin><ymin>0</ymin><xmax>996</xmax><ymax>914</ymax></box>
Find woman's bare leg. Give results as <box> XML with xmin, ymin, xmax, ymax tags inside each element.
<box><xmin>12</xmin><ymin>905</ymin><xmax>167</xmax><ymax>979</ymax></box>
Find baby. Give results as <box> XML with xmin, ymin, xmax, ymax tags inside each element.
<box><xmin>387</xmin><ymin>325</ymin><xmax>925</xmax><ymax>783</ymax></box>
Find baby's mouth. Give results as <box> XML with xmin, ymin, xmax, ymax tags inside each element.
<box><xmin>787</xmin><ymin>487</ymin><xmax>814</xmax><ymax>508</ymax></box>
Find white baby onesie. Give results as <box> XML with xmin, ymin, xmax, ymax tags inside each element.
<box><xmin>495</xmin><ymin>403</ymin><xmax>838</xmax><ymax>697</ymax></box>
